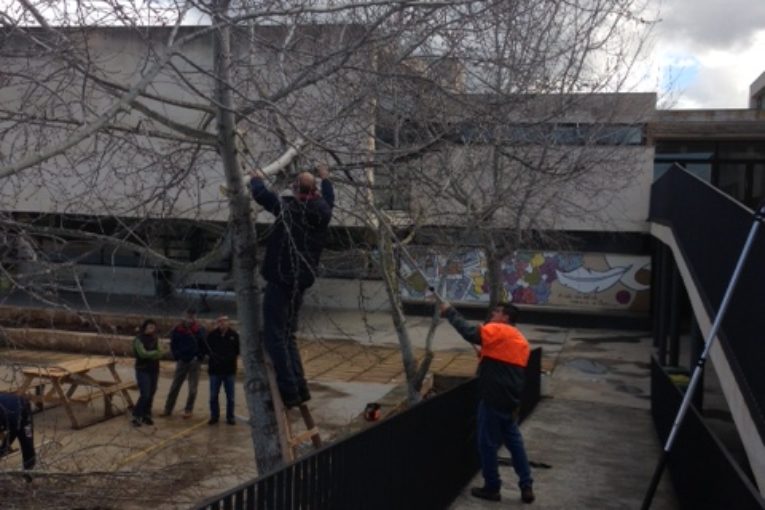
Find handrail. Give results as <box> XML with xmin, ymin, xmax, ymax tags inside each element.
<box><xmin>649</xmin><ymin>164</ymin><xmax>765</xmax><ymax>441</ymax></box>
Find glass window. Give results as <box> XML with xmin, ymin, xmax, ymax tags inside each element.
<box><xmin>654</xmin><ymin>162</ymin><xmax>672</xmax><ymax>181</ymax></box>
<box><xmin>718</xmin><ymin>163</ymin><xmax>748</xmax><ymax>202</ymax></box>
<box><xmin>717</xmin><ymin>141</ymin><xmax>765</xmax><ymax>159</ymax></box>
<box><xmin>751</xmin><ymin>164</ymin><xmax>765</xmax><ymax>207</ymax></box>
<box><xmin>655</xmin><ymin>141</ymin><xmax>715</xmax><ymax>154</ymax></box>
<box><xmin>655</xmin><ymin>152</ymin><xmax>713</xmax><ymax>162</ymax></box>
<box><xmin>684</xmin><ymin>163</ymin><xmax>712</xmax><ymax>181</ymax></box>
<box><xmin>653</xmin><ymin>162</ymin><xmax>711</xmax><ymax>182</ymax></box>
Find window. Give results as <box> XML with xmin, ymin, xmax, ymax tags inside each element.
<box><xmin>654</xmin><ymin>141</ymin><xmax>765</xmax><ymax>208</ymax></box>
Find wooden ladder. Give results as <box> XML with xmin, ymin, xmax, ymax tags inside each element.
<box><xmin>265</xmin><ymin>360</ymin><xmax>322</xmax><ymax>462</ymax></box>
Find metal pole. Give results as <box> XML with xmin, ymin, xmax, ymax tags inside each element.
<box><xmin>641</xmin><ymin>203</ymin><xmax>765</xmax><ymax>509</ymax></box>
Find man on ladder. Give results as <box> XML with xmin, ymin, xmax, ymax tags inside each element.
<box><xmin>249</xmin><ymin>163</ymin><xmax>334</xmax><ymax>409</ymax></box>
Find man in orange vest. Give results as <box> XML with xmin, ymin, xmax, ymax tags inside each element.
<box><xmin>440</xmin><ymin>301</ymin><xmax>535</xmax><ymax>504</ymax></box>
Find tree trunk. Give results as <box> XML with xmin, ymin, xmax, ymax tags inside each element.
<box><xmin>213</xmin><ymin>0</ymin><xmax>284</xmax><ymax>473</ymax></box>
<box><xmin>485</xmin><ymin>236</ymin><xmax>504</xmax><ymax>310</ymax></box>
<box><xmin>377</xmin><ymin>224</ymin><xmax>421</xmax><ymax>405</ymax></box>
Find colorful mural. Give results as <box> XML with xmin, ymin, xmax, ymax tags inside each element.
<box><xmin>400</xmin><ymin>248</ymin><xmax>651</xmax><ymax>312</ymax></box>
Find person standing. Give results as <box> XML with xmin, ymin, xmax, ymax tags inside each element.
<box><xmin>200</xmin><ymin>315</ymin><xmax>240</xmax><ymax>425</ymax></box>
<box><xmin>249</xmin><ymin>163</ymin><xmax>334</xmax><ymax>408</ymax></box>
<box><xmin>0</xmin><ymin>392</ymin><xmax>36</xmax><ymax>470</ymax></box>
<box><xmin>131</xmin><ymin>319</ymin><xmax>163</xmax><ymax>427</ymax></box>
<box><xmin>440</xmin><ymin>301</ymin><xmax>535</xmax><ymax>504</ymax></box>
<box><xmin>163</xmin><ymin>308</ymin><xmax>205</xmax><ymax>419</ymax></box>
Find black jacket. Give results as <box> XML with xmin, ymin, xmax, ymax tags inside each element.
<box><xmin>445</xmin><ymin>308</ymin><xmax>527</xmax><ymax>413</ymax></box>
<box><xmin>251</xmin><ymin>177</ymin><xmax>334</xmax><ymax>290</ymax></box>
<box><xmin>200</xmin><ymin>327</ymin><xmax>240</xmax><ymax>375</ymax></box>
<box><xmin>0</xmin><ymin>393</ymin><xmax>35</xmax><ymax>470</ymax></box>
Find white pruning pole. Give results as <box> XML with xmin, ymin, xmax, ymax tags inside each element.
<box><xmin>235</xmin><ymin>131</ymin><xmax>307</xmax><ymax>180</ymax></box>
<box><xmin>378</xmin><ymin>217</ymin><xmax>491</xmax><ymax>359</ymax></box>
<box><xmin>378</xmin><ymin>217</ymin><xmax>448</xmax><ymax>306</ymax></box>
<box><xmin>258</xmin><ymin>138</ymin><xmax>306</xmax><ymax>177</ymax></box>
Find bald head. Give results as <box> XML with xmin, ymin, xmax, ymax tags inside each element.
<box><xmin>296</xmin><ymin>172</ymin><xmax>316</xmax><ymax>194</ymax></box>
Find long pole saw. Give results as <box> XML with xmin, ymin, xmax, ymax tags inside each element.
<box><xmin>641</xmin><ymin>200</ymin><xmax>765</xmax><ymax>509</ymax></box>
<box><xmin>381</xmin><ymin>221</ymin><xmax>486</xmax><ymax>356</ymax></box>
<box><xmin>378</xmin><ymin>217</ymin><xmax>448</xmax><ymax>305</ymax></box>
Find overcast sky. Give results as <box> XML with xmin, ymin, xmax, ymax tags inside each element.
<box><xmin>648</xmin><ymin>0</ymin><xmax>765</xmax><ymax>109</ymax></box>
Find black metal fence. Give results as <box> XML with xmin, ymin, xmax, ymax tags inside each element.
<box><xmin>196</xmin><ymin>348</ymin><xmax>542</xmax><ymax>510</ymax></box>
<box><xmin>650</xmin><ymin>165</ymin><xmax>765</xmax><ymax>441</ymax></box>
<box><xmin>650</xmin><ymin>356</ymin><xmax>765</xmax><ymax>509</ymax></box>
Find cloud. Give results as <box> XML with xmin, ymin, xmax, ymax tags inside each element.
<box><xmin>656</xmin><ymin>30</ymin><xmax>765</xmax><ymax>108</ymax></box>
<box><xmin>657</xmin><ymin>0</ymin><xmax>765</xmax><ymax>50</ymax></box>
<box><xmin>645</xmin><ymin>0</ymin><xmax>765</xmax><ymax>108</ymax></box>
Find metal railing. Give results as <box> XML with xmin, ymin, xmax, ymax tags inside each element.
<box><xmin>650</xmin><ymin>165</ymin><xmax>765</xmax><ymax>440</ymax></box>
<box><xmin>650</xmin><ymin>356</ymin><xmax>765</xmax><ymax>509</ymax></box>
<box><xmin>196</xmin><ymin>348</ymin><xmax>542</xmax><ymax>510</ymax></box>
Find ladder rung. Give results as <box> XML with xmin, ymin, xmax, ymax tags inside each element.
<box><xmin>288</xmin><ymin>428</ymin><xmax>320</xmax><ymax>446</ymax></box>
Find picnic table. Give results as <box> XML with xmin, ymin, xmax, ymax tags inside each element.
<box><xmin>15</xmin><ymin>356</ymin><xmax>136</xmax><ymax>429</ymax></box>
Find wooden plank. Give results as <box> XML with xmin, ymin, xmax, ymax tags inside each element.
<box><xmin>21</xmin><ymin>366</ymin><xmax>68</xmax><ymax>378</ymax></box>
<box><xmin>50</xmin><ymin>379</ymin><xmax>80</xmax><ymax>429</ymax></box>
<box><xmin>298</xmin><ymin>405</ymin><xmax>322</xmax><ymax>449</ymax></box>
<box><xmin>288</xmin><ymin>428</ymin><xmax>320</xmax><ymax>446</ymax></box>
<box><xmin>54</xmin><ymin>357</ymin><xmax>114</xmax><ymax>373</ymax></box>
<box><xmin>264</xmin><ymin>358</ymin><xmax>295</xmax><ymax>464</ymax></box>
<box><xmin>108</xmin><ymin>363</ymin><xmax>134</xmax><ymax>408</ymax></box>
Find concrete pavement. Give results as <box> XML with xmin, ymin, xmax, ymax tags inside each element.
<box><xmin>450</xmin><ymin>330</ymin><xmax>678</xmax><ymax>509</ymax></box>
<box><xmin>0</xmin><ymin>295</ymin><xmax>677</xmax><ymax>509</ymax></box>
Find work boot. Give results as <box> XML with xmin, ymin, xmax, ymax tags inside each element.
<box><xmin>226</xmin><ymin>417</ymin><xmax>236</xmax><ymax>426</ymax></box>
<box><xmin>183</xmin><ymin>410</ymin><xmax>193</xmax><ymax>419</ymax></box>
<box><xmin>142</xmin><ymin>416</ymin><xmax>154</xmax><ymax>426</ymax></box>
<box><xmin>131</xmin><ymin>418</ymin><xmax>142</xmax><ymax>427</ymax></box>
<box><xmin>208</xmin><ymin>417</ymin><xmax>219</xmax><ymax>425</ymax></box>
<box><xmin>470</xmin><ymin>486</ymin><xmax>501</xmax><ymax>502</ymax></box>
<box><xmin>521</xmin><ymin>486</ymin><xmax>535</xmax><ymax>503</ymax></box>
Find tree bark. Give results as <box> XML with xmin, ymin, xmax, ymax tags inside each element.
<box><xmin>377</xmin><ymin>224</ymin><xmax>421</xmax><ymax>405</ymax></box>
<box><xmin>213</xmin><ymin>0</ymin><xmax>284</xmax><ymax>473</ymax></box>
<box><xmin>485</xmin><ymin>235</ymin><xmax>504</xmax><ymax>310</ymax></box>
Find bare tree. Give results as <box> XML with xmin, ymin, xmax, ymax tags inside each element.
<box><xmin>369</xmin><ymin>0</ymin><xmax>654</xmax><ymax>310</ymax></box>
<box><xmin>0</xmin><ymin>4</ymin><xmax>655</xmax><ymax>498</ymax></box>
<box><xmin>0</xmin><ymin>0</ymin><xmax>507</xmax><ymax>477</ymax></box>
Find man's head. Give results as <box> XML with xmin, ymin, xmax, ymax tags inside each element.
<box><xmin>294</xmin><ymin>171</ymin><xmax>317</xmax><ymax>195</ymax></box>
<box><xmin>488</xmin><ymin>303</ymin><xmax>519</xmax><ymax>325</ymax></box>
<box><xmin>183</xmin><ymin>307</ymin><xmax>197</xmax><ymax>326</ymax></box>
<box><xmin>216</xmin><ymin>315</ymin><xmax>230</xmax><ymax>331</ymax></box>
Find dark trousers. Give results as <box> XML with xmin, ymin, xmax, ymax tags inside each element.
<box><xmin>164</xmin><ymin>359</ymin><xmax>201</xmax><ymax>414</ymax></box>
<box><xmin>133</xmin><ymin>368</ymin><xmax>159</xmax><ymax>419</ymax></box>
<box><xmin>263</xmin><ymin>281</ymin><xmax>307</xmax><ymax>400</ymax></box>
<box><xmin>0</xmin><ymin>398</ymin><xmax>35</xmax><ymax>470</ymax></box>
<box><xmin>477</xmin><ymin>400</ymin><xmax>533</xmax><ymax>491</ymax></box>
<box><xmin>209</xmin><ymin>374</ymin><xmax>235</xmax><ymax>421</ymax></box>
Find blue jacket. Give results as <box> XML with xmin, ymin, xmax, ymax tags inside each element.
<box><xmin>251</xmin><ymin>177</ymin><xmax>334</xmax><ymax>290</ymax></box>
<box><xmin>170</xmin><ymin>322</ymin><xmax>205</xmax><ymax>363</ymax></box>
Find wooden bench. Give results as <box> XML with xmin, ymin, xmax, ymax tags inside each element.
<box><xmin>15</xmin><ymin>356</ymin><xmax>136</xmax><ymax>429</ymax></box>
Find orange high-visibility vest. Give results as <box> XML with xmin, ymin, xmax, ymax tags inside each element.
<box><xmin>479</xmin><ymin>323</ymin><xmax>530</xmax><ymax>367</ymax></box>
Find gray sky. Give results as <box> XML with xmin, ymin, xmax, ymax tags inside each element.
<box><xmin>650</xmin><ymin>0</ymin><xmax>765</xmax><ymax>109</ymax></box>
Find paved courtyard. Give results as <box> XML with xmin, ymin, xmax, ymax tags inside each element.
<box><xmin>0</xmin><ymin>300</ymin><xmax>675</xmax><ymax>509</ymax></box>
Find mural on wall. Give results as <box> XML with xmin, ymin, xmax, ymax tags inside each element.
<box><xmin>399</xmin><ymin>248</ymin><xmax>651</xmax><ymax>312</ymax></box>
